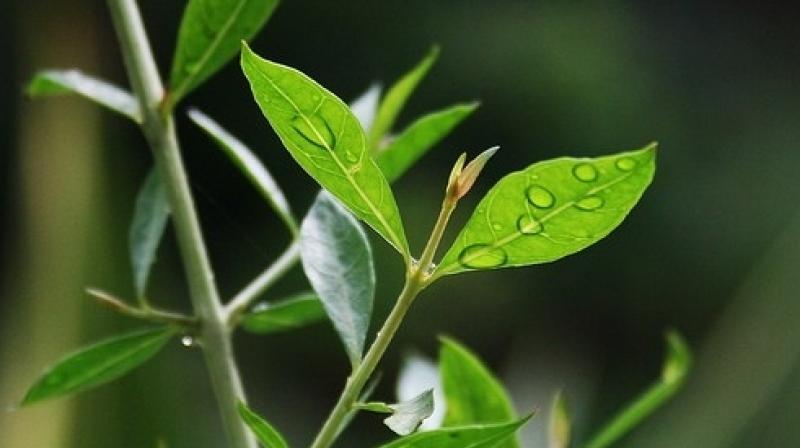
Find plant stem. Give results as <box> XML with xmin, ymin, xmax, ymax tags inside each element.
<box><xmin>309</xmin><ymin>279</ymin><xmax>422</xmax><ymax>448</ymax></box>
<box><xmin>309</xmin><ymin>193</ymin><xmax>458</xmax><ymax>448</ymax></box>
<box><xmin>107</xmin><ymin>1</ymin><xmax>256</xmax><ymax>447</ymax></box>
<box><xmin>224</xmin><ymin>240</ymin><xmax>300</xmax><ymax>327</ymax></box>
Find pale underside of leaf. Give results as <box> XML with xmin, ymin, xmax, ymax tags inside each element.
<box><xmin>436</xmin><ymin>144</ymin><xmax>657</xmax><ymax>276</ymax></box>
<box><xmin>383</xmin><ymin>389</ymin><xmax>435</xmax><ymax>436</ymax></box>
<box><xmin>300</xmin><ymin>191</ymin><xmax>375</xmax><ymax>368</ymax></box>
<box><xmin>350</xmin><ymin>83</ymin><xmax>382</xmax><ymax>133</ymax></box>
<box><xmin>241</xmin><ymin>44</ymin><xmax>408</xmax><ymax>256</ymax></box>
<box><xmin>27</xmin><ymin>69</ymin><xmax>141</xmax><ymax>121</ymax></box>
<box><xmin>129</xmin><ymin>168</ymin><xmax>170</xmax><ymax>299</ymax></box>
<box><xmin>187</xmin><ymin>108</ymin><xmax>295</xmax><ymax>232</ymax></box>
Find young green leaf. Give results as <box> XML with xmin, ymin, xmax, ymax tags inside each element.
<box><xmin>22</xmin><ymin>327</ymin><xmax>174</xmax><ymax>406</ymax></box>
<box><xmin>350</xmin><ymin>83</ymin><xmax>382</xmax><ymax>132</ymax></box>
<box><xmin>585</xmin><ymin>330</ymin><xmax>692</xmax><ymax>448</ymax></box>
<box><xmin>300</xmin><ymin>191</ymin><xmax>375</xmax><ymax>368</ymax></box>
<box><xmin>435</xmin><ymin>144</ymin><xmax>657</xmax><ymax>276</ymax></box>
<box><xmin>376</xmin><ymin>102</ymin><xmax>479</xmax><ymax>182</ymax></box>
<box><xmin>383</xmin><ymin>389</ymin><xmax>435</xmax><ymax>436</ymax></box>
<box><xmin>188</xmin><ymin>108</ymin><xmax>296</xmax><ymax>233</ymax></box>
<box><xmin>375</xmin><ymin>417</ymin><xmax>531</xmax><ymax>448</ymax></box>
<box><xmin>241</xmin><ymin>44</ymin><xmax>409</xmax><ymax>256</ymax></box>
<box><xmin>27</xmin><ymin>69</ymin><xmax>141</xmax><ymax>121</ymax></box>
<box><xmin>439</xmin><ymin>337</ymin><xmax>519</xmax><ymax>448</ymax></box>
<box><xmin>548</xmin><ymin>391</ymin><xmax>571</xmax><ymax>448</ymax></box>
<box><xmin>169</xmin><ymin>0</ymin><xmax>279</xmax><ymax>107</ymax></box>
<box><xmin>241</xmin><ymin>292</ymin><xmax>326</xmax><ymax>334</ymax></box>
<box><xmin>238</xmin><ymin>402</ymin><xmax>289</xmax><ymax>448</ymax></box>
<box><xmin>129</xmin><ymin>169</ymin><xmax>170</xmax><ymax>300</ymax></box>
<box><xmin>368</xmin><ymin>46</ymin><xmax>439</xmax><ymax>151</ymax></box>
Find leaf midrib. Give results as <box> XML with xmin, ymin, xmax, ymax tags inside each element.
<box><xmin>261</xmin><ymin>70</ymin><xmax>405</xmax><ymax>254</ymax></box>
<box><xmin>441</xmin><ymin>167</ymin><xmax>638</xmax><ymax>274</ymax></box>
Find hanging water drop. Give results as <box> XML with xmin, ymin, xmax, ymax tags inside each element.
<box><xmin>516</xmin><ymin>215</ymin><xmax>544</xmax><ymax>235</ymax></box>
<box><xmin>181</xmin><ymin>335</ymin><xmax>195</xmax><ymax>347</ymax></box>
<box><xmin>572</xmin><ymin>163</ymin><xmax>598</xmax><ymax>182</ymax></box>
<box><xmin>526</xmin><ymin>185</ymin><xmax>555</xmax><ymax>209</ymax></box>
<box><xmin>458</xmin><ymin>244</ymin><xmax>508</xmax><ymax>269</ymax></box>
<box><xmin>615</xmin><ymin>157</ymin><xmax>636</xmax><ymax>172</ymax></box>
<box><xmin>575</xmin><ymin>195</ymin><xmax>604</xmax><ymax>211</ymax></box>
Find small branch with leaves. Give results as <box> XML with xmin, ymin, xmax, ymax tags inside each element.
<box><xmin>17</xmin><ymin>0</ymin><xmax>691</xmax><ymax>447</ymax></box>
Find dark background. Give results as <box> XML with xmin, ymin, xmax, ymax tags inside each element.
<box><xmin>2</xmin><ymin>1</ymin><xmax>800</xmax><ymax>447</ymax></box>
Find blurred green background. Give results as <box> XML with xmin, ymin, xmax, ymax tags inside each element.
<box><xmin>2</xmin><ymin>1</ymin><xmax>800</xmax><ymax>447</ymax></box>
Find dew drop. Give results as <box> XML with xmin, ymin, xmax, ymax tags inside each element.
<box><xmin>572</xmin><ymin>163</ymin><xmax>598</xmax><ymax>182</ymax></box>
<box><xmin>516</xmin><ymin>215</ymin><xmax>544</xmax><ymax>235</ymax></box>
<box><xmin>615</xmin><ymin>157</ymin><xmax>637</xmax><ymax>172</ymax></box>
<box><xmin>574</xmin><ymin>195</ymin><xmax>605</xmax><ymax>211</ymax></box>
<box><xmin>458</xmin><ymin>244</ymin><xmax>508</xmax><ymax>269</ymax></box>
<box><xmin>181</xmin><ymin>335</ymin><xmax>195</xmax><ymax>347</ymax></box>
<box><xmin>291</xmin><ymin>115</ymin><xmax>334</xmax><ymax>149</ymax></box>
<box><xmin>345</xmin><ymin>151</ymin><xmax>358</xmax><ymax>163</ymax></box>
<box><xmin>526</xmin><ymin>185</ymin><xmax>555</xmax><ymax>209</ymax></box>
<box><xmin>492</xmin><ymin>223</ymin><xmax>504</xmax><ymax>231</ymax></box>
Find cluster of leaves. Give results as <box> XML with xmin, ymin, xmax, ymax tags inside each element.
<box><xmin>20</xmin><ymin>0</ymin><xmax>690</xmax><ymax>447</ymax></box>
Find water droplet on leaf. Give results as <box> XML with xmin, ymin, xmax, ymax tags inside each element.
<box><xmin>575</xmin><ymin>195</ymin><xmax>605</xmax><ymax>211</ymax></box>
<box><xmin>615</xmin><ymin>157</ymin><xmax>636</xmax><ymax>172</ymax></box>
<box><xmin>516</xmin><ymin>215</ymin><xmax>544</xmax><ymax>235</ymax></box>
<box><xmin>572</xmin><ymin>163</ymin><xmax>598</xmax><ymax>182</ymax></box>
<box><xmin>492</xmin><ymin>223</ymin><xmax>504</xmax><ymax>231</ymax></box>
<box><xmin>526</xmin><ymin>185</ymin><xmax>555</xmax><ymax>209</ymax></box>
<box><xmin>345</xmin><ymin>151</ymin><xmax>358</xmax><ymax>163</ymax></box>
<box><xmin>181</xmin><ymin>336</ymin><xmax>195</xmax><ymax>347</ymax></box>
<box><xmin>458</xmin><ymin>244</ymin><xmax>507</xmax><ymax>269</ymax></box>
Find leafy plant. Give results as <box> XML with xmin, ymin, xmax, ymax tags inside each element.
<box><xmin>19</xmin><ymin>1</ymin><xmax>691</xmax><ymax>447</ymax></box>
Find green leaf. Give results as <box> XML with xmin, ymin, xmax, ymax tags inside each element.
<box><xmin>238</xmin><ymin>402</ymin><xmax>289</xmax><ymax>448</ymax></box>
<box><xmin>299</xmin><ymin>191</ymin><xmax>375</xmax><ymax>368</ymax></box>
<box><xmin>188</xmin><ymin>108</ymin><xmax>296</xmax><ymax>233</ymax></box>
<box><xmin>548</xmin><ymin>391</ymin><xmax>571</xmax><ymax>448</ymax></box>
<box><xmin>27</xmin><ymin>69</ymin><xmax>141</xmax><ymax>121</ymax></box>
<box><xmin>585</xmin><ymin>330</ymin><xmax>692</xmax><ymax>448</ymax></box>
<box><xmin>377</xmin><ymin>102</ymin><xmax>478</xmax><ymax>182</ymax></box>
<box><xmin>435</xmin><ymin>144</ymin><xmax>657</xmax><ymax>276</ymax></box>
<box><xmin>439</xmin><ymin>337</ymin><xmax>518</xmax><ymax>448</ymax></box>
<box><xmin>349</xmin><ymin>83</ymin><xmax>382</xmax><ymax>132</ymax></box>
<box><xmin>241</xmin><ymin>43</ymin><xmax>409</xmax><ymax>256</ymax></box>
<box><xmin>169</xmin><ymin>0</ymin><xmax>279</xmax><ymax>106</ymax></box>
<box><xmin>22</xmin><ymin>327</ymin><xmax>174</xmax><ymax>406</ymax></box>
<box><xmin>368</xmin><ymin>46</ymin><xmax>439</xmax><ymax>151</ymax></box>
<box><xmin>129</xmin><ymin>169</ymin><xmax>170</xmax><ymax>299</ymax></box>
<box><xmin>384</xmin><ymin>389</ymin><xmax>435</xmax><ymax>436</ymax></box>
<box><xmin>241</xmin><ymin>292</ymin><xmax>326</xmax><ymax>334</ymax></box>
<box><xmin>375</xmin><ymin>417</ymin><xmax>531</xmax><ymax>448</ymax></box>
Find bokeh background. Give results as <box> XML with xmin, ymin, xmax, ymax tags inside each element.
<box><xmin>2</xmin><ymin>1</ymin><xmax>800</xmax><ymax>447</ymax></box>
